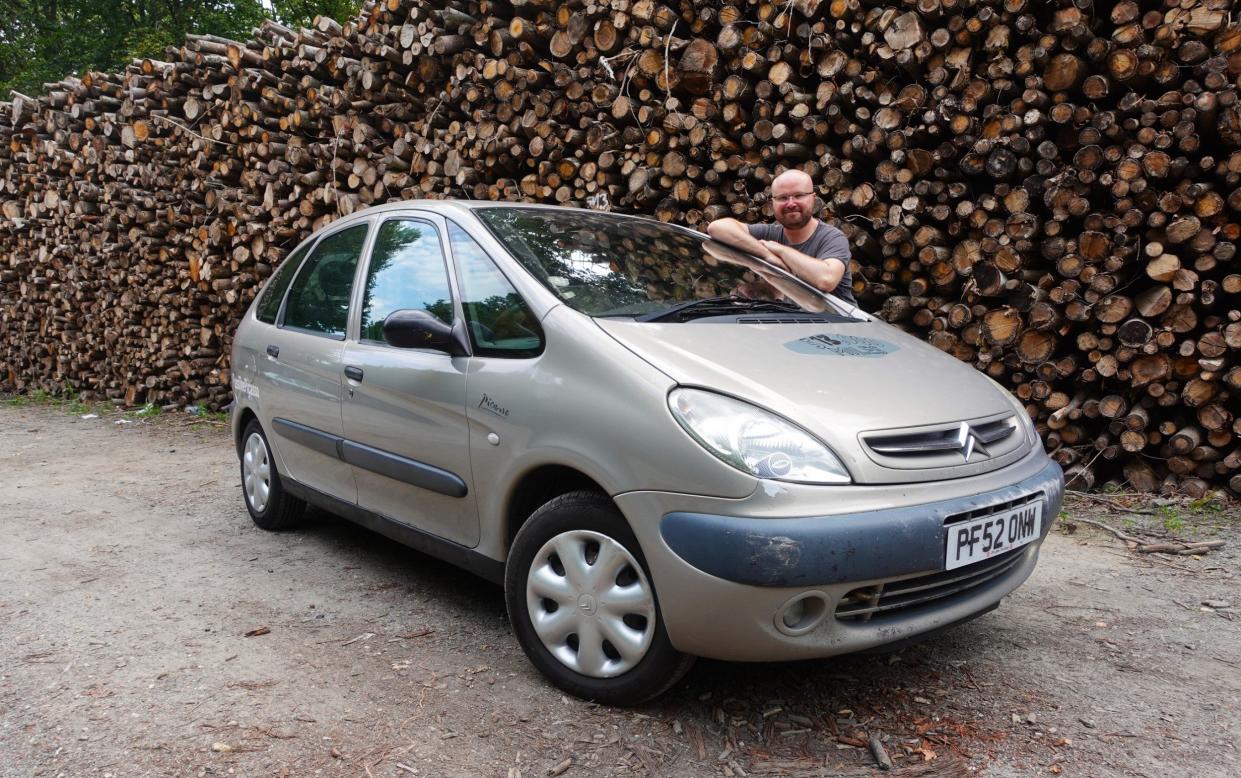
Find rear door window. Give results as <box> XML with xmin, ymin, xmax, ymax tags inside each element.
<box><xmin>281</xmin><ymin>224</ymin><xmax>368</xmax><ymax>338</ymax></box>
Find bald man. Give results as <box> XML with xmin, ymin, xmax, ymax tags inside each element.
<box><xmin>706</xmin><ymin>169</ymin><xmax>856</xmax><ymax>305</ymax></box>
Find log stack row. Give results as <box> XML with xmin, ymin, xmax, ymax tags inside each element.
<box><xmin>1</xmin><ymin>0</ymin><xmax>1239</xmax><ymax>495</ymax></box>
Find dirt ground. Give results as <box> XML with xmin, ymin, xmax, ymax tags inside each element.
<box><xmin>1</xmin><ymin>403</ymin><xmax>1239</xmax><ymax>778</ymax></box>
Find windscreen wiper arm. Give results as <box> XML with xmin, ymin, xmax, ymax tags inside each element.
<box><xmin>636</xmin><ymin>296</ymin><xmax>805</xmax><ymax>323</ymax></box>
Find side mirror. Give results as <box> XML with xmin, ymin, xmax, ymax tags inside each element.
<box><xmin>382</xmin><ymin>310</ymin><xmax>468</xmax><ymax>356</ymax></box>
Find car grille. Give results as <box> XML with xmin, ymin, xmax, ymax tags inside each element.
<box><xmin>859</xmin><ymin>413</ymin><xmax>1026</xmax><ymax>473</ymax></box>
<box><xmin>944</xmin><ymin>491</ymin><xmax>1043</xmax><ymax>525</ymax></box>
<box><xmin>835</xmin><ymin>549</ymin><xmax>1026</xmax><ymax>622</ymax></box>
<box><xmin>834</xmin><ymin>493</ymin><xmax>1043</xmax><ymax>622</ymax></box>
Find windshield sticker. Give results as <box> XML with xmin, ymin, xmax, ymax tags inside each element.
<box><xmin>786</xmin><ymin>333</ymin><xmax>899</xmax><ymax>358</ymax></box>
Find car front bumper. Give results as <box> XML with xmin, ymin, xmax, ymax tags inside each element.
<box><xmin>616</xmin><ymin>454</ymin><xmax>1063</xmax><ymax>662</ymax></box>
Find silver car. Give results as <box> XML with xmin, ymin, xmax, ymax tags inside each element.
<box><xmin>230</xmin><ymin>201</ymin><xmax>1063</xmax><ymax>705</ymax></box>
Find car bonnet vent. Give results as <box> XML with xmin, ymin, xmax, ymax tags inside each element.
<box><xmin>737</xmin><ymin>316</ymin><xmax>836</xmax><ymax>324</ymax></box>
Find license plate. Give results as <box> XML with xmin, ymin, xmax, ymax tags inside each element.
<box><xmin>945</xmin><ymin>501</ymin><xmax>1042</xmax><ymax>570</ymax></box>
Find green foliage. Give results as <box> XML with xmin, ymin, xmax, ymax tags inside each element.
<box><xmin>1156</xmin><ymin>505</ymin><xmax>1184</xmax><ymax>533</ymax></box>
<box><xmin>1</xmin><ymin>386</ymin><xmax>93</xmax><ymax>413</ymax></box>
<box><xmin>1</xmin><ymin>1</ymin><xmax>361</xmax><ymax>96</ymax></box>
<box><xmin>272</xmin><ymin>0</ymin><xmax>362</xmax><ymax>28</ymax></box>
<box><xmin>1188</xmin><ymin>493</ymin><xmax>1225</xmax><ymax>515</ymax></box>
<box><xmin>134</xmin><ymin>402</ymin><xmax>162</xmax><ymax>417</ymax></box>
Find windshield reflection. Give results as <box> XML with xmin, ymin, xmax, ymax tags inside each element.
<box><xmin>474</xmin><ymin>207</ymin><xmax>846</xmax><ymax>319</ymax></box>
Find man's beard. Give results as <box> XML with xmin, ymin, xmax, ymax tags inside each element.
<box><xmin>777</xmin><ymin>209</ymin><xmax>812</xmax><ymax>230</ymax></box>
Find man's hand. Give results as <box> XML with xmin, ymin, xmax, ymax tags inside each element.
<box><xmin>757</xmin><ymin>240</ymin><xmax>790</xmax><ymax>270</ymax></box>
<box><xmin>761</xmin><ymin>241</ymin><xmax>845</xmax><ymax>295</ymax></box>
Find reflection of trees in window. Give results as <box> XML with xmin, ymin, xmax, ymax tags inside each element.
<box><xmin>476</xmin><ymin>209</ymin><xmax>747</xmax><ymax>315</ymax></box>
<box><xmin>466</xmin><ymin>294</ymin><xmax>535</xmax><ymax>342</ymax></box>
<box><xmin>426</xmin><ymin>299</ymin><xmax>453</xmax><ymax>324</ymax></box>
<box><xmin>448</xmin><ymin>223</ymin><xmax>543</xmax><ymax>358</ymax></box>
<box><xmin>360</xmin><ymin>220</ymin><xmax>455</xmax><ymax>342</ymax></box>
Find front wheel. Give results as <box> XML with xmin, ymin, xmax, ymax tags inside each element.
<box><xmin>505</xmin><ymin>491</ymin><xmax>694</xmax><ymax>705</ymax></box>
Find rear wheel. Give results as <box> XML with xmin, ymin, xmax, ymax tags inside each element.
<box><xmin>505</xmin><ymin>491</ymin><xmax>694</xmax><ymax>705</ymax></box>
<box><xmin>240</xmin><ymin>420</ymin><xmax>305</xmax><ymax>531</ymax></box>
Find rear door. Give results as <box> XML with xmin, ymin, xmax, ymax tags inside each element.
<box><xmin>340</xmin><ymin>213</ymin><xmax>479</xmax><ymax>546</ymax></box>
<box><xmin>260</xmin><ymin>220</ymin><xmax>370</xmax><ymax>502</ymax></box>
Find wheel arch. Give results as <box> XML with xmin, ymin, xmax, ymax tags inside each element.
<box><xmin>234</xmin><ymin>406</ymin><xmax>260</xmax><ymax>457</ymax></box>
<box><xmin>504</xmin><ymin>464</ymin><xmax>610</xmax><ymax>553</ymax></box>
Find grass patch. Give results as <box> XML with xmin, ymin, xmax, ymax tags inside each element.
<box><xmin>1156</xmin><ymin>504</ymin><xmax>1184</xmax><ymax>533</ymax></box>
<box><xmin>2</xmin><ymin>386</ymin><xmax>106</xmax><ymax>416</ymax></box>
<box><xmin>1188</xmin><ymin>493</ymin><xmax>1227</xmax><ymax>516</ymax></box>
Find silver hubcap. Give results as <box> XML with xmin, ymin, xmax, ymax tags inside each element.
<box><xmin>526</xmin><ymin>530</ymin><xmax>656</xmax><ymax>678</ymax></box>
<box><xmin>242</xmin><ymin>432</ymin><xmax>272</xmax><ymax>514</ymax></box>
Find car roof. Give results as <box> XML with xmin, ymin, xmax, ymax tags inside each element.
<box><xmin>334</xmin><ymin>199</ymin><xmax>700</xmax><ymax>232</ymax></box>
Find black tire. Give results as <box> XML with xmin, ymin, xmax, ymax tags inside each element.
<box><xmin>505</xmin><ymin>491</ymin><xmax>694</xmax><ymax>706</ymax></box>
<box><xmin>239</xmin><ymin>419</ymin><xmax>305</xmax><ymax>531</ymax></box>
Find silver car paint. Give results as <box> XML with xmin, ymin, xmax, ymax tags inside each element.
<box><xmin>463</xmin><ymin>304</ymin><xmax>759</xmax><ymax>560</ymax></box>
<box><xmin>252</xmin><ymin>319</ymin><xmax>357</xmax><ymax>503</ymax></box>
<box><xmin>336</xmin><ymin>212</ymin><xmax>481</xmax><ymax>546</ymax></box>
<box><xmin>594</xmin><ymin>318</ymin><xmax>1020</xmax><ymax>484</ymax></box>
<box><xmin>232</xmin><ymin>200</ymin><xmax>1063</xmax><ymax>663</ymax></box>
<box><xmin>342</xmin><ymin>339</ymin><xmax>479</xmax><ymax>546</ymax></box>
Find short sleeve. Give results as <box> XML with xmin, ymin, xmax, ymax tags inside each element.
<box><xmin>815</xmin><ymin>227</ymin><xmax>852</xmax><ymax>262</ymax></box>
<box><xmin>747</xmin><ymin>223</ymin><xmax>780</xmax><ymax>241</ymax></box>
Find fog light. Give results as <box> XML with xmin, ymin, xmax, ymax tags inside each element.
<box><xmin>774</xmin><ymin>592</ymin><xmax>828</xmax><ymax>636</ymax></box>
<box><xmin>781</xmin><ymin>598</ymin><xmax>806</xmax><ymax>628</ymax></box>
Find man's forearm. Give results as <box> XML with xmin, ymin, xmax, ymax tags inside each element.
<box><xmin>706</xmin><ymin>219</ymin><xmax>775</xmax><ymax>261</ymax></box>
<box><xmin>765</xmin><ymin>242</ymin><xmax>846</xmax><ymax>293</ymax></box>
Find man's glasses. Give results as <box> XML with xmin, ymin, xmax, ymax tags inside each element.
<box><xmin>772</xmin><ymin>192</ymin><xmax>814</xmax><ymax>204</ymax></box>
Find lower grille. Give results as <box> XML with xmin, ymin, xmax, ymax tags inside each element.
<box><xmin>835</xmin><ymin>547</ymin><xmax>1027</xmax><ymax>622</ymax></box>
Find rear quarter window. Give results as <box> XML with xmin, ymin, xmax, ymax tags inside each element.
<box><xmin>255</xmin><ymin>243</ymin><xmax>311</xmax><ymax>324</ymax></box>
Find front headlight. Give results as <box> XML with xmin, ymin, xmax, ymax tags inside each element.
<box><xmin>668</xmin><ymin>388</ymin><xmax>851</xmax><ymax>484</ymax></box>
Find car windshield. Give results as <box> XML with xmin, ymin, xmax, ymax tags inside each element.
<box><xmin>474</xmin><ymin>207</ymin><xmax>857</xmax><ymax>321</ymax></box>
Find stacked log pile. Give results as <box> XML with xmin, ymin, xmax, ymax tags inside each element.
<box><xmin>1</xmin><ymin>0</ymin><xmax>1239</xmax><ymax>495</ymax></box>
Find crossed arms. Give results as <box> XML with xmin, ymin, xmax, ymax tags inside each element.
<box><xmin>705</xmin><ymin>218</ymin><xmax>847</xmax><ymax>296</ymax></box>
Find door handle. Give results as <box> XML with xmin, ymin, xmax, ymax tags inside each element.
<box><xmin>344</xmin><ymin>366</ymin><xmax>364</xmax><ymax>382</ymax></box>
<box><xmin>266</xmin><ymin>345</ymin><xmax>280</xmax><ymax>358</ymax></box>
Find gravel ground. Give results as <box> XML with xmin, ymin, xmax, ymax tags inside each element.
<box><xmin>1</xmin><ymin>402</ymin><xmax>1239</xmax><ymax>777</ymax></box>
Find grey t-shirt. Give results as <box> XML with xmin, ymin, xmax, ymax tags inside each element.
<box><xmin>747</xmin><ymin>221</ymin><xmax>856</xmax><ymax>305</ymax></box>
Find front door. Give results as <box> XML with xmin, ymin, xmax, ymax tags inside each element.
<box><xmin>340</xmin><ymin>215</ymin><xmax>478</xmax><ymax>546</ymax></box>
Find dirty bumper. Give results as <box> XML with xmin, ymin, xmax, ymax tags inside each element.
<box><xmin>632</xmin><ymin>459</ymin><xmax>1064</xmax><ymax>661</ymax></box>
<box><xmin>660</xmin><ymin>460</ymin><xmax>1063</xmax><ymax>587</ymax></box>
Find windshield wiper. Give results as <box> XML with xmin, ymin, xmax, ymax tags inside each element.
<box><xmin>635</xmin><ymin>296</ymin><xmax>807</xmax><ymax>323</ymax></box>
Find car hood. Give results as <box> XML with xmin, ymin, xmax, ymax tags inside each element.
<box><xmin>595</xmin><ymin>317</ymin><xmax>1024</xmax><ymax>484</ymax></box>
